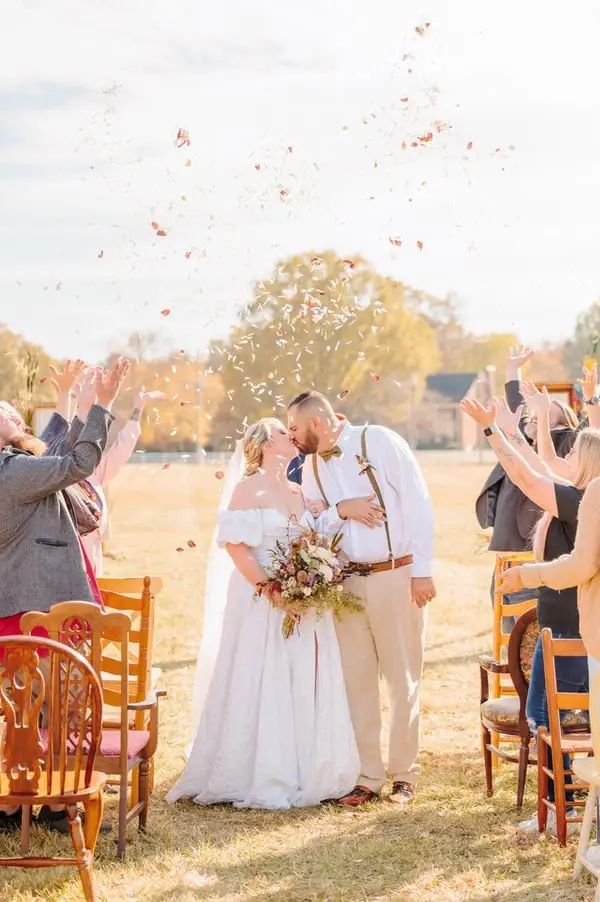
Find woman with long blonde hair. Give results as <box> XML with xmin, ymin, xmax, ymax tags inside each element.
<box><xmin>167</xmin><ymin>417</ymin><xmax>360</xmax><ymax>810</ymax></box>
<box><xmin>461</xmin><ymin>396</ymin><xmax>600</xmax><ymax>835</ymax></box>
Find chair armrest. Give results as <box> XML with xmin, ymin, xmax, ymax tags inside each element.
<box><xmin>479</xmin><ymin>655</ymin><xmax>509</xmax><ymax>674</ymax></box>
<box><xmin>127</xmin><ymin>689</ymin><xmax>167</xmax><ymax>712</ymax></box>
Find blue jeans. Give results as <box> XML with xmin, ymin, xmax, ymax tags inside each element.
<box><xmin>526</xmin><ymin>633</ymin><xmax>589</xmax><ymax>803</ymax></box>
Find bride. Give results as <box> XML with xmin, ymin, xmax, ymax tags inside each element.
<box><xmin>167</xmin><ymin>417</ymin><xmax>359</xmax><ymax>809</ymax></box>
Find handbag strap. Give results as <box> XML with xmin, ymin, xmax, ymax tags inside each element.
<box><xmin>360</xmin><ymin>426</ymin><xmax>393</xmax><ymax>561</ymax></box>
<box><xmin>311</xmin><ymin>454</ymin><xmax>329</xmax><ymax>507</ymax></box>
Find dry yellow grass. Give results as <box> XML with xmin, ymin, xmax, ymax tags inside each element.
<box><xmin>0</xmin><ymin>460</ymin><xmax>597</xmax><ymax>901</ymax></box>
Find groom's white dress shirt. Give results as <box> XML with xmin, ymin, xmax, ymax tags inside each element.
<box><xmin>303</xmin><ymin>421</ymin><xmax>434</xmax><ymax>577</ymax></box>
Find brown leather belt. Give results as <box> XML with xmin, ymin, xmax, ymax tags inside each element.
<box><xmin>347</xmin><ymin>554</ymin><xmax>413</xmax><ymax>576</ymax></box>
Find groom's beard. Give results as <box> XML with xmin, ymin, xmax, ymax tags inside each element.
<box><xmin>293</xmin><ymin>428</ymin><xmax>319</xmax><ymax>456</ymax></box>
<box><xmin>11</xmin><ymin>434</ymin><xmax>47</xmax><ymax>457</ymax></box>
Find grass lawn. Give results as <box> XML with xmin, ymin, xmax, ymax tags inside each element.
<box><xmin>1</xmin><ymin>460</ymin><xmax>595</xmax><ymax>901</ymax></box>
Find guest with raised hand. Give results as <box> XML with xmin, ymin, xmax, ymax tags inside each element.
<box><xmin>0</xmin><ymin>358</ymin><xmax>129</xmax><ymax>833</ymax></box>
<box><xmin>82</xmin><ymin>385</ymin><xmax>166</xmax><ymax>575</ymax></box>
<box><xmin>41</xmin><ymin>359</ymin><xmax>87</xmax><ymax>451</ymax></box>
<box><xmin>520</xmin><ymin>381</ymin><xmax>577</xmax><ymax>481</ymax></box>
<box><xmin>462</xmin><ymin>396</ymin><xmax>600</xmax><ymax>835</ymax></box>
<box><xmin>579</xmin><ymin>362</ymin><xmax>600</xmax><ymax>429</ymax></box>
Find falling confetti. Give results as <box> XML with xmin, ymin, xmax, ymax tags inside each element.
<box><xmin>176</xmin><ymin>547</ymin><xmax>184</xmax><ymax>553</ymax></box>
<box><xmin>254</xmin><ymin>163</ymin><xmax>261</xmax><ymax>170</ymax></box>
<box><xmin>185</xmin><ymin>159</ymin><xmax>192</xmax><ymax>167</ymax></box>
<box><xmin>370</xmin><ymin>373</ymin><xmax>381</xmax><ymax>381</ymax></box>
<box><xmin>338</xmin><ymin>389</ymin><xmax>349</xmax><ymax>400</ymax></box>
<box><xmin>400</xmin><ymin>97</ymin><xmax>409</xmax><ymax>103</ymax></box>
<box><xmin>417</xmin><ymin>241</ymin><xmax>424</xmax><ymax>251</ymax></box>
<box><xmin>162</xmin><ymin>463</ymin><xmax>171</xmax><ymax>470</ymax></box>
<box><xmin>156</xmin><ymin>229</ymin><xmax>167</xmax><ymax>237</ymax></box>
<box><xmin>389</xmin><ymin>237</ymin><xmax>402</xmax><ymax>247</ymax></box>
<box><xmin>97</xmin><ymin>250</ymin><xmax>104</xmax><ymax>259</ymax></box>
<box><xmin>39</xmin><ymin>377</ymin><xmax>47</xmax><ymax>384</ymax></box>
<box><xmin>187</xmin><ymin>540</ymin><xmax>197</xmax><ymax>548</ymax></box>
<box><xmin>466</xmin><ymin>141</ymin><xmax>473</xmax><ymax>150</ymax></box>
<box><xmin>161</xmin><ymin>309</ymin><xmax>171</xmax><ymax>317</ymax></box>
<box><xmin>215</xmin><ymin>470</ymin><xmax>225</xmax><ymax>479</ymax></box>
<box><xmin>415</xmin><ymin>22</ymin><xmax>431</xmax><ymax>36</ymax></box>
<box><xmin>185</xmin><ymin>250</ymin><xmax>192</xmax><ymax>259</ymax></box>
<box><xmin>342</xmin><ymin>259</ymin><xmax>355</xmax><ymax>269</ymax></box>
<box><xmin>151</xmin><ymin>221</ymin><xmax>159</xmax><ymax>230</ymax></box>
<box><xmin>176</xmin><ymin>128</ymin><xmax>190</xmax><ymax>147</ymax></box>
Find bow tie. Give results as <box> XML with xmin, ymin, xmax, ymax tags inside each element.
<box><xmin>319</xmin><ymin>445</ymin><xmax>342</xmax><ymax>462</ymax></box>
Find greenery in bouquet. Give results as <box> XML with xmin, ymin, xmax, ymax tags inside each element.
<box><xmin>256</xmin><ymin>526</ymin><xmax>363</xmax><ymax>638</ymax></box>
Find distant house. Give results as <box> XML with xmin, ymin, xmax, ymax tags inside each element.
<box><xmin>417</xmin><ymin>373</ymin><xmax>480</xmax><ymax>450</ymax></box>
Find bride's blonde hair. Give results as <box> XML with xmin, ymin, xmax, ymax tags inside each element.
<box><xmin>243</xmin><ymin>419</ymin><xmax>276</xmax><ymax>477</ymax></box>
<box><xmin>533</xmin><ymin>428</ymin><xmax>600</xmax><ymax>560</ymax></box>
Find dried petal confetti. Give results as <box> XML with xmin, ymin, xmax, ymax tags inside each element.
<box><xmin>151</xmin><ymin>221</ymin><xmax>159</xmax><ymax>230</ymax></box>
<box><xmin>156</xmin><ymin>229</ymin><xmax>167</xmax><ymax>237</ymax></box>
<box><xmin>389</xmin><ymin>237</ymin><xmax>402</xmax><ymax>247</ymax></box>
<box><xmin>176</xmin><ymin>547</ymin><xmax>184</xmax><ymax>553</ymax></box>
<box><xmin>466</xmin><ymin>141</ymin><xmax>473</xmax><ymax>150</ymax></box>
<box><xmin>185</xmin><ymin>250</ymin><xmax>192</xmax><ymax>259</ymax></box>
<box><xmin>417</xmin><ymin>241</ymin><xmax>424</xmax><ymax>250</ymax></box>
<box><xmin>176</xmin><ymin>128</ymin><xmax>190</xmax><ymax>147</ymax></box>
<box><xmin>162</xmin><ymin>463</ymin><xmax>171</xmax><ymax>470</ymax></box>
<box><xmin>187</xmin><ymin>540</ymin><xmax>197</xmax><ymax>548</ymax></box>
<box><xmin>97</xmin><ymin>250</ymin><xmax>104</xmax><ymax>259</ymax></box>
<box><xmin>254</xmin><ymin>163</ymin><xmax>261</xmax><ymax>170</ymax></box>
<box><xmin>161</xmin><ymin>309</ymin><xmax>171</xmax><ymax>317</ymax></box>
<box><xmin>370</xmin><ymin>373</ymin><xmax>381</xmax><ymax>381</ymax></box>
<box><xmin>338</xmin><ymin>389</ymin><xmax>349</xmax><ymax>400</ymax></box>
<box><xmin>185</xmin><ymin>159</ymin><xmax>192</xmax><ymax>167</ymax></box>
<box><xmin>215</xmin><ymin>470</ymin><xmax>225</xmax><ymax>479</ymax></box>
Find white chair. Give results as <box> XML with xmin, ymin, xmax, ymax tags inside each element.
<box><xmin>573</xmin><ymin>668</ymin><xmax>600</xmax><ymax>897</ymax></box>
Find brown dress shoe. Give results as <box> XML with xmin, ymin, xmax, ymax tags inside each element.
<box><xmin>389</xmin><ymin>781</ymin><xmax>416</xmax><ymax>805</ymax></box>
<box><xmin>337</xmin><ymin>785</ymin><xmax>378</xmax><ymax>807</ymax></box>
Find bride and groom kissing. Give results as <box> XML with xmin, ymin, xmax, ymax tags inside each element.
<box><xmin>167</xmin><ymin>389</ymin><xmax>435</xmax><ymax>810</ymax></box>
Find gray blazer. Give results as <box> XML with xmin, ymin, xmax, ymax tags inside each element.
<box><xmin>0</xmin><ymin>405</ymin><xmax>114</xmax><ymax>618</ymax></box>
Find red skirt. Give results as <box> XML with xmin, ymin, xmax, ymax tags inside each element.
<box><xmin>0</xmin><ymin>537</ymin><xmax>103</xmax><ymax>659</ymax></box>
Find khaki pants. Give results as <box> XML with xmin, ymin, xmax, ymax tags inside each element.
<box><xmin>336</xmin><ymin>566</ymin><xmax>426</xmax><ymax>792</ymax></box>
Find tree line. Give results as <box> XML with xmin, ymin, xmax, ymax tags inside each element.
<box><xmin>2</xmin><ymin>250</ymin><xmax>598</xmax><ymax>450</ymax></box>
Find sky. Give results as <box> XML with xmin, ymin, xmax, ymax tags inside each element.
<box><xmin>1</xmin><ymin>0</ymin><xmax>600</xmax><ymax>363</ymax></box>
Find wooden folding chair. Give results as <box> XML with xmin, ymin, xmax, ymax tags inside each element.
<box><xmin>538</xmin><ymin>628</ymin><xmax>592</xmax><ymax>846</ymax></box>
<box><xmin>21</xmin><ymin>602</ymin><xmax>166</xmax><ymax>860</ymax></box>
<box><xmin>0</xmin><ymin>636</ymin><xmax>105</xmax><ymax>901</ymax></box>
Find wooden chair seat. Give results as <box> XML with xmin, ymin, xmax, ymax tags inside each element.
<box><xmin>40</xmin><ymin>729</ymin><xmax>151</xmax><ymax>761</ymax></box>
<box><xmin>539</xmin><ymin>728</ymin><xmax>593</xmax><ymax>754</ymax></box>
<box><xmin>0</xmin><ymin>772</ymin><xmax>106</xmax><ymax>807</ymax></box>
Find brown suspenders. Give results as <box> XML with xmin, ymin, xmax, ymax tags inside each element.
<box><xmin>311</xmin><ymin>427</ymin><xmax>394</xmax><ymax>561</ymax></box>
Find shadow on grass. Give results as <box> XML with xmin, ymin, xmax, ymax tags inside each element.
<box><xmin>0</xmin><ymin>752</ymin><xmax>593</xmax><ymax>902</ymax></box>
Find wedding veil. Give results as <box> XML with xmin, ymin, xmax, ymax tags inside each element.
<box><xmin>190</xmin><ymin>440</ymin><xmax>245</xmax><ymax>741</ymax></box>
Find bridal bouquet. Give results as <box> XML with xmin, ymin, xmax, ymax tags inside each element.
<box><xmin>257</xmin><ymin>527</ymin><xmax>363</xmax><ymax>638</ymax></box>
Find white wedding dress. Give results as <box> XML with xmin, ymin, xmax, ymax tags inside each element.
<box><xmin>167</xmin><ymin>507</ymin><xmax>359</xmax><ymax>809</ymax></box>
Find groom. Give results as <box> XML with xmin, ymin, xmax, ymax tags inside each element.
<box><xmin>287</xmin><ymin>390</ymin><xmax>435</xmax><ymax>807</ymax></box>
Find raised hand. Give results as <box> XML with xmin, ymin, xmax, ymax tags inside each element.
<box><xmin>459</xmin><ymin>397</ymin><xmax>497</xmax><ymax>430</ymax></box>
<box><xmin>507</xmin><ymin>345</ymin><xmax>534</xmax><ymax>378</ymax></box>
<box><xmin>95</xmin><ymin>359</ymin><xmax>131</xmax><ymax>410</ymax></box>
<box><xmin>133</xmin><ymin>386</ymin><xmax>168</xmax><ymax>410</ymax></box>
<box><xmin>494</xmin><ymin>397</ymin><xmax>524</xmax><ymax>438</ymax></box>
<box><xmin>74</xmin><ymin>368</ymin><xmax>100</xmax><ymax>420</ymax></box>
<box><xmin>579</xmin><ymin>362</ymin><xmax>598</xmax><ymax>402</ymax></box>
<box><xmin>49</xmin><ymin>359</ymin><xmax>86</xmax><ymax>394</ymax></box>
<box><xmin>521</xmin><ymin>380</ymin><xmax>551</xmax><ymax>419</ymax></box>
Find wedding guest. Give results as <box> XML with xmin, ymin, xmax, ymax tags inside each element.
<box><xmin>44</xmin><ymin>371</ymin><xmax>165</xmax><ymax>574</ymax></box>
<box><xmin>0</xmin><ymin>360</ymin><xmax>129</xmax><ymax>832</ymax></box>
<box><xmin>462</xmin><ymin>395</ymin><xmax>600</xmax><ymax>835</ymax></box>
<box><xmin>476</xmin><ymin>346</ymin><xmax>578</xmax><ymax>630</ymax></box>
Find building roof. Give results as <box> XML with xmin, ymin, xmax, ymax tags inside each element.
<box><xmin>425</xmin><ymin>372</ymin><xmax>478</xmax><ymax>402</ymax></box>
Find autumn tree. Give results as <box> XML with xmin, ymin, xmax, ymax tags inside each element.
<box><xmin>207</xmin><ymin>252</ymin><xmax>441</xmax><ymax>447</ymax></box>
<box><xmin>562</xmin><ymin>300</ymin><xmax>600</xmax><ymax>377</ymax></box>
<box><xmin>0</xmin><ymin>325</ymin><xmax>58</xmax><ymax>422</ymax></box>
